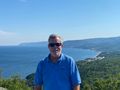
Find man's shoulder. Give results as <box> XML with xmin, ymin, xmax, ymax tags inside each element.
<box><xmin>38</xmin><ymin>56</ymin><xmax>49</xmax><ymax>65</ymax></box>
<box><xmin>62</xmin><ymin>53</ymin><xmax>75</xmax><ymax>62</ymax></box>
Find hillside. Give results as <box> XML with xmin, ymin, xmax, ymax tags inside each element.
<box><xmin>77</xmin><ymin>51</ymin><xmax>120</xmax><ymax>89</ymax></box>
<box><xmin>64</xmin><ymin>36</ymin><xmax>120</xmax><ymax>52</ymax></box>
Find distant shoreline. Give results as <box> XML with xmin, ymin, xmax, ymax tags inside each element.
<box><xmin>82</xmin><ymin>51</ymin><xmax>103</xmax><ymax>62</ymax></box>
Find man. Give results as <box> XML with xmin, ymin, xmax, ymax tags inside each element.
<box><xmin>34</xmin><ymin>34</ymin><xmax>81</xmax><ymax>90</ymax></box>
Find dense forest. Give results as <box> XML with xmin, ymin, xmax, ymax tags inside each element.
<box><xmin>77</xmin><ymin>51</ymin><xmax>120</xmax><ymax>90</ymax></box>
<box><xmin>1</xmin><ymin>51</ymin><xmax>120</xmax><ymax>90</ymax></box>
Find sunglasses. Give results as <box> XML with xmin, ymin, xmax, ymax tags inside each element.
<box><xmin>49</xmin><ymin>43</ymin><xmax>62</xmax><ymax>47</ymax></box>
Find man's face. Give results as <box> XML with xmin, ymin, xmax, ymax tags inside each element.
<box><xmin>48</xmin><ymin>37</ymin><xmax>63</xmax><ymax>58</ymax></box>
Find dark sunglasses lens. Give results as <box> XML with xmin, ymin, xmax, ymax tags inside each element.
<box><xmin>49</xmin><ymin>43</ymin><xmax>55</xmax><ymax>47</ymax></box>
<box><xmin>49</xmin><ymin>43</ymin><xmax>62</xmax><ymax>47</ymax></box>
<box><xmin>56</xmin><ymin>43</ymin><xmax>61</xmax><ymax>46</ymax></box>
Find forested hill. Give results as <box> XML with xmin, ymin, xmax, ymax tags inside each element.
<box><xmin>77</xmin><ymin>51</ymin><xmax>120</xmax><ymax>89</ymax></box>
<box><xmin>64</xmin><ymin>36</ymin><xmax>120</xmax><ymax>52</ymax></box>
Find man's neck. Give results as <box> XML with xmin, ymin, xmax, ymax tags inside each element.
<box><xmin>50</xmin><ymin>55</ymin><xmax>61</xmax><ymax>63</ymax></box>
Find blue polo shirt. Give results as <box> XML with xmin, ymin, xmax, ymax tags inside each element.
<box><xmin>34</xmin><ymin>53</ymin><xmax>81</xmax><ymax>90</ymax></box>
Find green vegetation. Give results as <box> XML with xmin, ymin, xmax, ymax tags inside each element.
<box><xmin>0</xmin><ymin>76</ymin><xmax>32</xmax><ymax>90</ymax></box>
<box><xmin>77</xmin><ymin>51</ymin><xmax>120</xmax><ymax>90</ymax></box>
<box><xmin>82</xmin><ymin>74</ymin><xmax>120</xmax><ymax>90</ymax></box>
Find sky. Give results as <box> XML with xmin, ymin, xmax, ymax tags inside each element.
<box><xmin>0</xmin><ymin>0</ymin><xmax>120</xmax><ymax>45</ymax></box>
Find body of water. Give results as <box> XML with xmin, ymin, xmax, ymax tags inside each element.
<box><xmin>0</xmin><ymin>46</ymin><xmax>98</xmax><ymax>78</ymax></box>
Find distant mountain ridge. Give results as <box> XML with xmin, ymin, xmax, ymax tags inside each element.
<box><xmin>64</xmin><ymin>36</ymin><xmax>120</xmax><ymax>52</ymax></box>
<box><xmin>19</xmin><ymin>36</ymin><xmax>120</xmax><ymax>52</ymax></box>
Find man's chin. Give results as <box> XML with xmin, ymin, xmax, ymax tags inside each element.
<box><xmin>52</xmin><ymin>53</ymin><xmax>60</xmax><ymax>57</ymax></box>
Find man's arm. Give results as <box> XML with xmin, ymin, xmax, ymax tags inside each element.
<box><xmin>73</xmin><ymin>85</ymin><xmax>80</xmax><ymax>90</ymax></box>
<box><xmin>34</xmin><ymin>85</ymin><xmax>42</xmax><ymax>90</ymax></box>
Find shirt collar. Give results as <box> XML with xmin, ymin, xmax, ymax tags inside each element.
<box><xmin>47</xmin><ymin>53</ymin><xmax>63</xmax><ymax>63</ymax></box>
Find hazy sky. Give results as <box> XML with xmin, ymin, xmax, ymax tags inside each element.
<box><xmin>0</xmin><ymin>0</ymin><xmax>120</xmax><ymax>45</ymax></box>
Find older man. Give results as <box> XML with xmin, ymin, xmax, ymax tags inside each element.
<box><xmin>34</xmin><ymin>34</ymin><xmax>81</xmax><ymax>90</ymax></box>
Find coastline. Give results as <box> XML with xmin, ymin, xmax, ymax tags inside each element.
<box><xmin>84</xmin><ymin>51</ymin><xmax>104</xmax><ymax>62</ymax></box>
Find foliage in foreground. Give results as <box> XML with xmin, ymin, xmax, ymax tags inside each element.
<box><xmin>82</xmin><ymin>73</ymin><xmax>120</xmax><ymax>90</ymax></box>
<box><xmin>0</xmin><ymin>76</ymin><xmax>32</xmax><ymax>90</ymax></box>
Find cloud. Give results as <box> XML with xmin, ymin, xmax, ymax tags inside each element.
<box><xmin>0</xmin><ymin>30</ymin><xmax>16</xmax><ymax>36</ymax></box>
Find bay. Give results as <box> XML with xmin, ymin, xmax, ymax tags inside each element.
<box><xmin>0</xmin><ymin>46</ymin><xmax>98</xmax><ymax>78</ymax></box>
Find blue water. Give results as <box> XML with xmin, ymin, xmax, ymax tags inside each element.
<box><xmin>0</xmin><ymin>46</ymin><xmax>98</xmax><ymax>78</ymax></box>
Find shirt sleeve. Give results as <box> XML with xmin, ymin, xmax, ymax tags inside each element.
<box><xmin>70</xmin><ymin>58</ymin><xmax>81</xmax><ymax>87</ymax></box>
<box><xmin>34</xmin><ymin>61</ymin><xmax>43</xmax><ymax>86</ymax></box>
